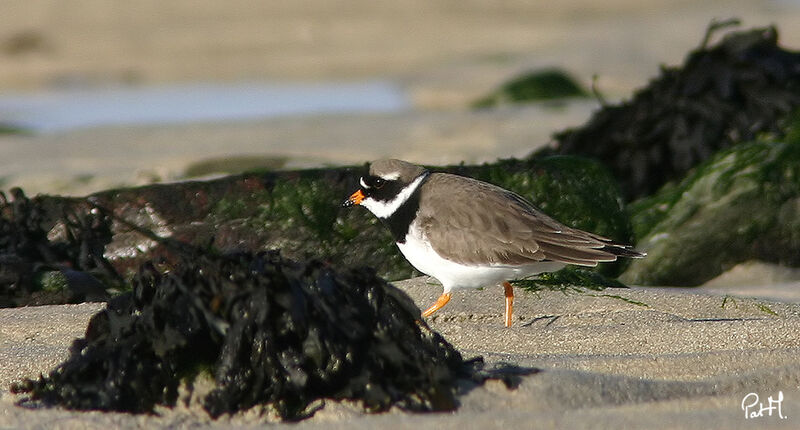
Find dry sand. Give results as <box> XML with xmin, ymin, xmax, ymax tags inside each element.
<box><xmin>2</xmin><ymin>277</ymin><xmax>799</xmax><ymax>429</ymax></box>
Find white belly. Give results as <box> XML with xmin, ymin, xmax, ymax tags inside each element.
<box><xmin>396</xmin><ymin>224</ymin><xmax>564</xmax><ymax>293</ymax></box>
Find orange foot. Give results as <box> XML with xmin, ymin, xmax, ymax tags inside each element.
<box><xmin>422</xmin><ymin>293</ymin><xmax>452</xmax><ymax>318</ymax></box>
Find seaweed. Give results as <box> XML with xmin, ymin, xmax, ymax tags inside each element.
<box><xmin>549</xmin><ymin>24</ymin><xmax>800</xmax><ymax>200</ymax></box>
<box><xmin>473</xmin><ymin>68</ymin><xmax>589</xmax><ymax>108</ymax></box>
<box><xmin>12</xmin><ymin>248</ymin><xmax>534</xmax><ymax>420</ymax></box>
<box><xmin>0</xmin><ymin>188</ymin><xmax>120</xmax><ymax>306</ymax></box>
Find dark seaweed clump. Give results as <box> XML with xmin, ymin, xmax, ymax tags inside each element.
<box><xmin>13</xmin><ymin>249</ymin><xmax>526</xmax><ymax>420</ymax></box>
<box><xmin>0</xmin><ymin>188</ymin><xmax>119</xmax><ymax>307</ymax></box>
<box><xmin>473</xmin><ymin>68</ymin><xmax>589</xmax><ymax>108</ymax></box>
<box><xmin>551</xmin><ymin>25</ymin><xmax>800</xmax><ymax>200</ymax></box>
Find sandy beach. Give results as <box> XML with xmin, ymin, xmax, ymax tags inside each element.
<box><xmin>2</xmin><ymin>1</ymin><xmax>800</xmax><ymax>428</ymax></box>
<box><xmin>1</xmin><ymin>277</ymin><xmax>799</xmax><ymax>429</ymax></box>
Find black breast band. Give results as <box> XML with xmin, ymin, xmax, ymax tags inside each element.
<box><xmin>382</xmin><ymin>172</ymin><xmax>428</xmax><ymax>243</ymax></box>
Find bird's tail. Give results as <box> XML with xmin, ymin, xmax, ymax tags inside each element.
<box><xmin>601</xmin><ymin>243</ymin><xmax>646</xmax><ymax>259</ymax></box>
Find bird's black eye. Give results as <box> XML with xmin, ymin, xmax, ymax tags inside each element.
<box><xmin>373</xmin><ymin>178</ymin><xmax>385</xmax><ymax>189</ymax></box>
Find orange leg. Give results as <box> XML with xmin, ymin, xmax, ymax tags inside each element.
<box><xmin>503</xmin><ymin>281</ymin><xmax>514</xmax><ymax>327</ymax></box>
<box><xmin>422</xmin><ymin>293</ymin><xmax>452</xmax><ymax>318</ymax></box>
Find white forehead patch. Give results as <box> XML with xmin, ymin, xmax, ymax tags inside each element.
<box><xmin>380</xmin><ymin>172</ymin><xmax>401</xmax><ymax>181</ymax></box>
<box><xmin>360</xmin><ymin>177</ymin><xmax>369</xmax><ymax>189</ymax></box>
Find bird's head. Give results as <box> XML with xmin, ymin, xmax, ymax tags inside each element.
<box><xmin>342</xmin><ymin>159</ymin><xmax>428</xmax><ymax>218</ymax></box>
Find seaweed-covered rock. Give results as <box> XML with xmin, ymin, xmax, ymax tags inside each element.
<box><xmin>0</xmin><ymin>156</ymin><xmax>632</xmax><ymax>307</ymax></box>
<box><xmin>12</xmin><ymin>249</ymin><xmax>525</xmax><ymax>420</ymax></box>
<box><xmin>621</xmin><ymin>120</ymin><xmax>800</xmax><ymax>286</ymax></box>
<box><xmin>0</xmin><ymin>188</ymin><xmax>118</xmax><ymax>306</ymax></box>
<box><xmin>550</xmin><ymin>25</ymin><xmax>800</xmax><ymax>200</ymax></box>
<box><xmin>473</xmin><ymin>68</ymin><xmax>589</xmax><ymax>108</ymax></box>
<box><xmin>58</xmin><ymin>157</ymin><xmax>632</xmax><ymax>282</ymax></box>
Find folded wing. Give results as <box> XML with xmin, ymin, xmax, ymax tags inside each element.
<box><xmin>416</xmin><ymin>174</ymin><xmax>642</xmax><ymax>267</ymax></box>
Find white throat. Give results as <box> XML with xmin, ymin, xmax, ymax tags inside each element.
<box><xmin>361</xmin><ymin>173</ymin><xmax>427</xmax><ymax>218</ymax></box>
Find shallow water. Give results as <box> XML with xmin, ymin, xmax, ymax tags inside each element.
<box><xmin>0</xmin><ymin>81</ymin><xmax>409</xmax><ymax>133</ymax></box>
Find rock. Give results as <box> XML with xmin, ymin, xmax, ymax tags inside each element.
<box><xmin>548</xmin><ymin>25</ymin><xmax>800</xmax><ymax>200</ymax></box>
<box><xmin>621</xmin><ymin>123</ymin><xmax>800</xmax><ymax>286</ymax></box>
<box><xmin>472</xmin><ymin>68</ymin><xmax>588</xmax><ymax>108</ymax></box>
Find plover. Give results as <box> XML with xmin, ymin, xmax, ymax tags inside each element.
<box><xmin>343</xmin><ymin>159</ymin><xmax>644</xmax><ymax>326</ymax></box>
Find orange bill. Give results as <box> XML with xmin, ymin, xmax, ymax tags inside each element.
<box><xmin>342</xmin><ymin>189</ymin><xmax>365</xmax><ymax>207</ymax></box>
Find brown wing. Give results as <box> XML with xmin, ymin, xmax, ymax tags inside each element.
<box><xmin>416</xmin><ymin>173</ymin><xmax>637</xmax><ymax>266</ymax></box>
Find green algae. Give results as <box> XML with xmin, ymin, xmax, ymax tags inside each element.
<box><xmin>756</xmin><ymin>303</ymin><xmax>779</xmax><ymax>317</ymax></box>
<box><xmin>35</xmin><ymin>271</ymin><xmax>69</xmax><ymax>293</ymax></box>
<box><xmin>473</xmin><ymin>68</ymin><xmax>589</xmax><ymax>108</ymax></box>
<box><xmin>622</xmin><ymin>116</ymin><xmax>800</xmax><ymax>286</ymax></box>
